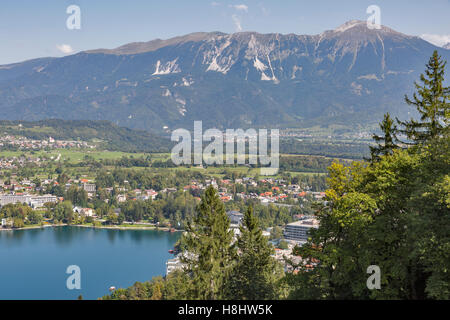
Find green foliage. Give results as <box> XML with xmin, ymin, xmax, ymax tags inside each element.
<box><xmin>223</xmin><ymin>205</ymin><xmax>283</xmax><ymax>299</ymax></box>
<box><xmin>0</xmin><ymin>119</ymin><xmax>171</xmax><ymax>152</ymax></box>
<box><xmin>279</xmin><ymin>156</ymin><xmax>337</xmax><ymax>173</ymax></box>
<box><xmin>289</xmin><ymin>136</ymin><xmax>449</xmax><ymax>299</ymax></box>
<box><xmin>398</xmin><ymin>50</ymin><xmax>450</xmax><ymax>145</ymax></box>
<box><xmin>101</xmin><ymin>271</ymin><xmax>190</xmax><ymax>300</ymax></box>
<box><xmin>280</xmin><ymin>139</ymin><xmax>371</xmax><ymax>159</ymax></box>
<box><xmin>369</xmin><ymin>113</ymin><xmax>398</xmax><ymax>161</ymax></box>
<box><xmin>27</xmin><ymin>210</ymin><xmax>43</xmax><ymax>224</ymax></box>
<box><xmin>66</xmin><ymin>186</ymin><xmax>88</xmax><ymax>207</ymax></box>
<box><xmin>181</xmin><ymin>186</ymin><xmax>235</xmax><ymax>299</ymax></box>
<box><xmin>53</xmin><ymin>201</ymin><xmax>74</xmax><ymax>224</ymax></box>
<box><xmin>278</xmin><ymin>240</ymin><xmax>289</xmax><ymax>250</ymax></box>
<box><xmin>13</xmin><ymin>217</ymin><xmax>25</xmax><ymax>228</ymax></box>
<box><xmin>0</xmin><ymin>203</ymin><xmax>42</xmax><ymax>227</ymax></box>
<box><xmin>288</xmin><ymin>51</ymin><xmax>450</xmax><ymax>300</ymax></box>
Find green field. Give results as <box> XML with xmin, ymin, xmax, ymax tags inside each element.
<box><xmin>1</xmin><ymin>149</ymin><xmax>331</xmax><ymax>179</ymax></box>
<box><xmin>0</xmin><ymin>149</ymin><xmax>169</xmax><ymax>163</ymax></box>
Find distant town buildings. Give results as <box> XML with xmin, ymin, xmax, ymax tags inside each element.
<box><xmin>0</xmin><ymin>193</ymin><xmax>58</xmax><ymax>209</ymax></box>
<box><xmin>284</xmin><ymin>218</ymin><xmax>319</xmax><ymax>243</ymax></box>
<box><xmin>82</xmin><ymin>183</ymin><xmax>96</xmax><ymax>193</ymax></box>
<box><xmin>226</xmin><ymin>210</ymin><xmax>244</xmax><ymax>226</ymax></box>
<box><xmin>73</xmin><ymin>207</ymin><xmax>95</xmax><ymax>217</ymax></box>
<box><xmin>166</xmin><ymin>257</ymin><xmax>183</xmax><ymax>276</ymax></box>
<box><xmin>0</xmin><ymin>134</ymin><xmax>95</xmax><ymax>150</ymax></box>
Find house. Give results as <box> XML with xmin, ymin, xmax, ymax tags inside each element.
<box><xmin>2</xmin><ymin>218</ymin><xmax>13</xmax><ymax>228</ymax></box>
<box><xmin>145</xmin><ymin>189</ymin><xmax>158</xmax><ymax>200</ymax></box>
<box><xmin>166</xmin><ymin>258</ymin><xmax>183</xmax><ymax>276</ymax></box>
<box><xmin>220</xmin><ymin>195</ymin><xmax>232</xmax><ymax>202</ymax></box>
<box><xmin>116</xmin><ymin>194</ymin><xmax>127</xmax><ymax>203</ymax></box>
<box><xmin>83</xmin><ymin>183</ymin><xmax>96</xmax><ymax>193</ymax></box>
<box><xmin>312</xmin><ymin>192</ymin><xmax>326</xmax><ymax>200</ymax></box>
<box><xmin>297</xmin><ymin>191</ymin><xmax>307</xmax><ymax>198</ymax></box>
<box><xmin>29</xmin><ymin>195</ymin><xmax>58</xmax><ymax>209</ymax></box>
<box><xmin>262</xmin><ymin>230</ymin><xmax>271</xmax><ymax>237</ymax></box>
<box><xmin>73</xmin><ymin>207</ymin><xmax>95</xmax><ymax>217</ymax></box>
<box><xmin>284</xmin><ymin>219</ymin><xmax>320</xmax><ymax>243</ymax></box>
<box><xmin>288</xmin><ymin>185</ymin><xmax>301</xmax><ymax>192</ymax></box>
<box><xmin>226</xmin><ymin>211</ymin><xmax>244</xmax><ymax>226</ymax></box>
<box><xmin>80</xmin><ymin>208</ymin><xmax>95</xmax><ymax>217</ymax></box>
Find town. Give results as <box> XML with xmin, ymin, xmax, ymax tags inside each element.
<box><xmin>0</xmin><ymin>148</ymin><xmax>325</xmax><ymax>274</ymax></box>
<box><xmin>0</xmin><ymin>134</ymin><xmax>95</xmax><ymax>150</ymax></box>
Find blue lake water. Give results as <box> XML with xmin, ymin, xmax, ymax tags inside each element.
<box><xmin>0</xmin><ymin>226</ymin><xmax>180</xmax><ymax>300</ymax></box>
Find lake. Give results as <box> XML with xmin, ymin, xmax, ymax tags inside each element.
<box><xmin>0</xmin><ymin>226</ymin><xmax>181</xmax><ymax>300</ymax></box>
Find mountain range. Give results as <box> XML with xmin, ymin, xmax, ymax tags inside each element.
<box><xmin>0</xmin><ymin>20</ymin><xmax>449</xmax><ymax>135</ymax></box>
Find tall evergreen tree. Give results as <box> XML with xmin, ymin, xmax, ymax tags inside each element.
<box><xmin>224</xmin><ymin>205</ymin><xmax>282</xmax><ymax>300</ymax></box>
<box><xmin>369</xmin><ymin>112</ymin><xmax>398</xmax><ymax>161</ymax></box>
<box><xmin>181</xmin><ymin>185</ymin><xmax>235</xmax><ymax>299</ymax></box>
<box><xmin>397</xmin><ymin>50</ymin><xmax>450</xmax><ymax>144</ymax></box>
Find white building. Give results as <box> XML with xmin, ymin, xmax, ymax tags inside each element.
<box><xmin>166</xmin><ymin>257</ymin><xmax>183</xmax><ymax>276</ymax></box>
<box><xmin>284</xmin><ymin>219</ymin><xmax>319</xmax><ymax>244</ymax></box>
<box><xmin>83</xmin><ymin>183</ymin><xmax>96</xmax><ymax>193</ymax></box>
<box><xmin>226</xmin><ymin>211</ymin><xmax>243</xmax><ymax>226</ymax></box>
<box><xmin>29</xmin><ymin>195</ymin><xmax>58</xmax><ymax>209</ymax></box>
<box><xmin>73</xmin><ymin>207</ymin><xmax>95</xmax><ymax>217</ymax></box>
<box><xmin>0</xmin><ymin>193</ymin><xmax>58</xmax><ymax>208</ymax></box>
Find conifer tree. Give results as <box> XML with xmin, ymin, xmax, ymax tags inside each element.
<box><xmin>369</xmin><ymin>113</ymin><xmax>398</xmax><ymax>161</ymax></box>
<box><xmin>181</xmin><ymin>185</ymin><xmax>235</xmax><ymax>299</ymax></box>
<box><xmin>397</xmin><ymin>50</ymin><xmax>450</xmax><ymax>144</ymax></box>
<box><xmin>223</xmin><ymin>205</ymin><xmax>282</xmax><ymax>299</ymax></box>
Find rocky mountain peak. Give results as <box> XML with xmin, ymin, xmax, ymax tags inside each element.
<box><xmin>331</xmin><ymin>19</ymin><xmax>404</xmax><ymax>35</ymax></box>
<box><xmin>0</xmin><ymin>20</ymin><xmax>447</xmax><ymax>133</ymax></box>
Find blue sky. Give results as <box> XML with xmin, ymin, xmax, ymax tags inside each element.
<box><xmin>0</xmin><ymin>0</ymin><xmax>449</xmax><ymax>64</ymax></box>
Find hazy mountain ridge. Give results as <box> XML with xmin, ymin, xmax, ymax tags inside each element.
<box><xmin>0</xmin><ymin>20</ymin><xmax>449</xmax><ymax>133</ymax></box>
<box><xmin>0</xmin><ymin>119</ymin><xmax>171</xmax><ymax>152</ymax></box>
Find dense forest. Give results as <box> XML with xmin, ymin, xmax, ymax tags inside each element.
<box><xmin>280</xmin><ymin>139</ymin><xmax>371</xmax><ymax>159</ymax></box>
<box><xmin>102</xmin><ymin>50</ymin><xmax>449</xmax><ymax>300</ymax></box>
<box><xmin>0</xmin><ymin>119</ymin><xmax>171</xmax><ymax>152</ymax></box>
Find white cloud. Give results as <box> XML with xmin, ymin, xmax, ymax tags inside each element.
<box><xmin>232</xmin><ymin>14</ymin><xmax>242</xmax><ymax>32</ymax></box>
<box><xmin>56</xmin><ymin>44</ymin><xmax>74</xmax><ymax>54</ymax></box>
<box><xmin>420</xmin><ymin>34</ymin><xmax>450</xmax><ymax>47</ymax></box>
<box><xmin>229</xmin><ymin>4</ymin><xmax>247</xmax><ymax>32</ymax></box>
<box><xmin>211</xmin><ymin>1</ymin><xmax>221</xmax><ymax>6</ymax></box>
<box><xmin>230</xmin><ymin>4</ymin><xmax>248</xmax><ymax>12</ymax></box>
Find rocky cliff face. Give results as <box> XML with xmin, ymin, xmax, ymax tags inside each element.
<box><xmin>0</xmin><ymin>20</ymin><xmax>448</xmax><ymax>133</ymax></box>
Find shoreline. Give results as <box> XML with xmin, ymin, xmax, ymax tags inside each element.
<box><xmin>0</xmin><ymin>223</ymin><xmax>183</xmax><ymax>232</ymax></box>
